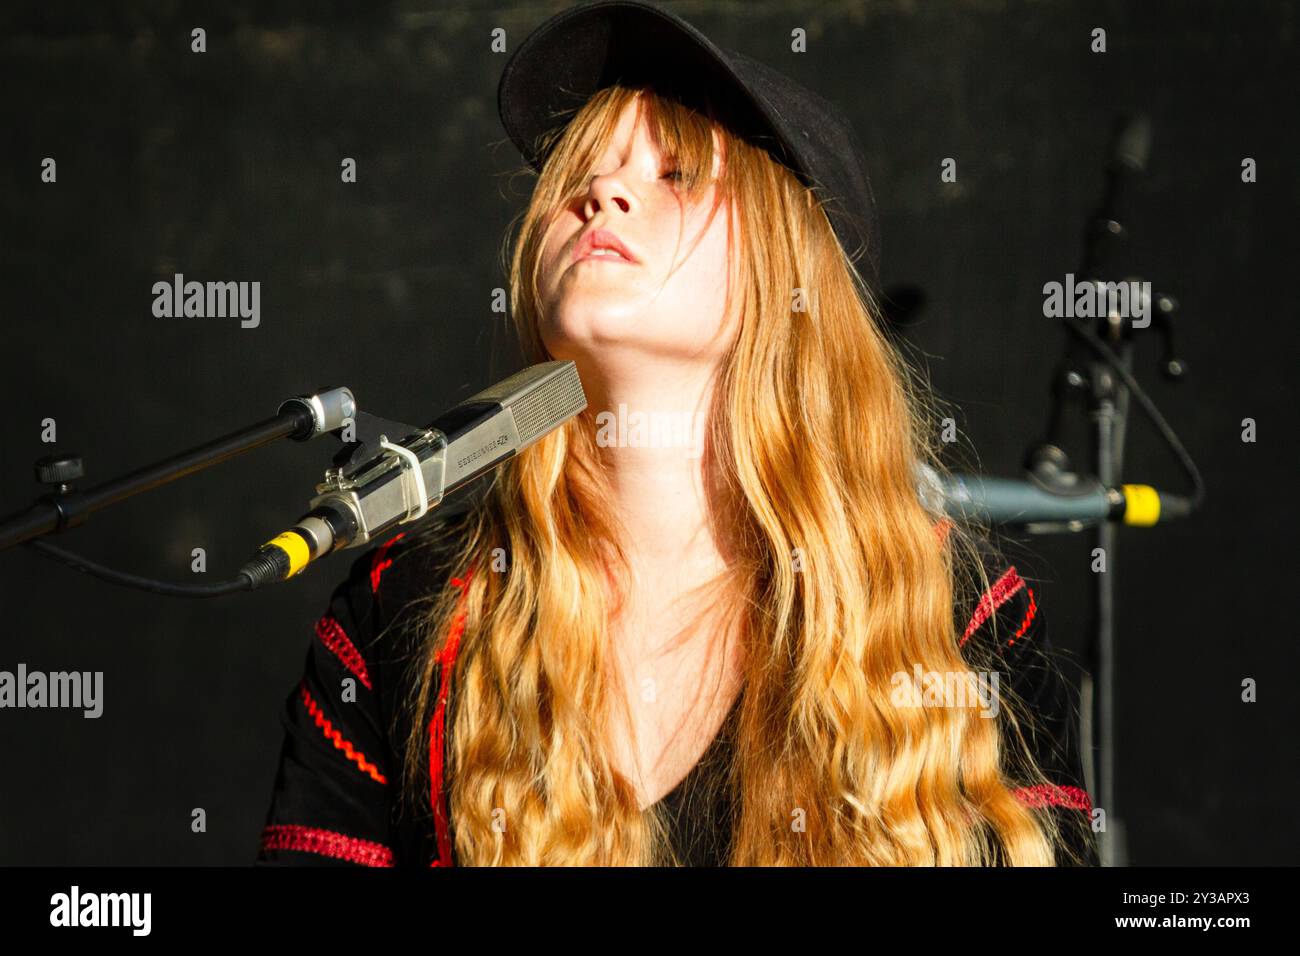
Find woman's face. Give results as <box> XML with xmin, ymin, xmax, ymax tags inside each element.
<box><xmin>537</xmin><ymin>98</ymin><xmax>739</xmax><ymax>368</ymax></box>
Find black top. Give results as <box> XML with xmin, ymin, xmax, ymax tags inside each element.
<box><xmin>651</xmin><ymin>690</ymin><xmax>741</xmax><ymax>866</ymax></box>
<box><xmin>255</xmin><ymin>511</ymin><xmax>1097</xmax><ymax>867</ymax></box>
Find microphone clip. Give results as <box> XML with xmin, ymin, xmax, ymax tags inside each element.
<box><xmin>313</xmin><ymin>412</ymin><xmax>449</xmax><ymax>547</ymax></box>
<box><xmin>328</xmin><ymin>410</ymin><xmax>423</xmax><ymax>474</ymax></box>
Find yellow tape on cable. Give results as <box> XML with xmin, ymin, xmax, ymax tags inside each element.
<box><xmin>265</xmin><ymin>531</ymin><xmax>311</xmax><ymax>577</ymax></box>
<box><xmin>1121</xmin><ymin>484</ymin><xmax>1161</xmax><ymax>526</ymax></box>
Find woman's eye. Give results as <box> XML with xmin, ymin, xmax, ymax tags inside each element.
<box><xmin>661</xmin><ymin>168</ymin><xmax>683</xmax><ymax>182</ymax></box>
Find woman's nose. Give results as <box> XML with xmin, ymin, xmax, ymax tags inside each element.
<box><xmin>584</xmin><ymin>170</ymin><xmax>633</xmax><ymax>218</ymax></box>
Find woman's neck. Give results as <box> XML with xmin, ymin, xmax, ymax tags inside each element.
<box><xmin>587</xmin><ymin>362</ymin><xmax>727</xmax><ymax>556</ymax></box>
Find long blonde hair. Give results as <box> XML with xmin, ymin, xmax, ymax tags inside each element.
<box><xmin>396</xmin><ymin>83</ymin><xmax>1089</xmax><ymax>865</ymax></box>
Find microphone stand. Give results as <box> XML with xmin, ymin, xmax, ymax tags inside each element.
<box><xmin>1087</xmin><ymin>326</ymin><xmax>1131</xmax><ymax>867</ymax></box>
<box><xmin>0</xmin><ymin>386</ymin><xmax>377</xmax><ymax>596</ymax></box>
<box><xmin>1021</xmin><ymin>113</ymin><xmax>1196</xmax><ymax>866</ymax></box>
<box><xmin>1024</xmin><ymin>319</ymin><xmax>1139</xmax><ymax>868</ymax></box>
<box><xmin>1</xmin><ymin>360</ymin><xmax>579</xmax><ymax>596</ymax></box>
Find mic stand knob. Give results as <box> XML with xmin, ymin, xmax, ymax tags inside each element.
<box><xmin>35</xmin><ymin>454</ymin><xmax>84</xmax><ymax>492</ymax></box>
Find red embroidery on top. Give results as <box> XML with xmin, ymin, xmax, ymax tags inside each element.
<box><xmin>315</xmin><ymin>614</ymin><xmax>373</xmax><ymax>690</ymax></box>
<box><xmin>933</xmin><ymin>517</ymin><xmax>955</xmax><ymax>545</ymax></box>
<box><xmin>1006</xmin><ymin>585</ymin><xmax>1038</xmax><ymax>648</ymax></box>
<box><xmin>1012</xmin><ymin>784</ymin><xmax>1092</xmax><ymax>813</ymax></box>
<box><xmin>299</xmin><ymin>681</ymin><xmax>388</xmax><ymax>785</ymax></box>
<box><xmin>960</xmin><ymin>566</ymin><xmax>1025</xmax><ymax>646</ymax></box>
<box><xmin>370</xmin><ymin>532</ymin><xmax>407</xmax><ymax>594</ymax></box>
<box><xmin>429</xmin><ymin>566</ymin><xmax>475</xmax><ymax>867</ymax></box>
<box><xmin>259</xmin><ymin>824</ymin><xmax>394</xmax><ymax>866</ymax></box>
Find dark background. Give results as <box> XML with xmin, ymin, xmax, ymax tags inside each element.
<box><xmin>1</xmin><ymin>0</ymin><xmax>1295</xmax><ymax>865</ymax></box>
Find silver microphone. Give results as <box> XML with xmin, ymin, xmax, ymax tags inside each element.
<box><xmin>241</xmin><ymin>360</ymin><xmax>586</xmax><ymax>586</ymax></box>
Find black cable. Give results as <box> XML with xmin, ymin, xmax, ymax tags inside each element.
<box><xmin>1060</xmin><ymin>315</ymin><xmax>1206</xmax><ymax>509</ymax></box>
<box><xmin>24</xmin><ymin>539</ymin><xmax>255</xmax><ymax>598</ymax></box>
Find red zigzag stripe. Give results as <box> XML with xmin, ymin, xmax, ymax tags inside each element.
<box><xmin>1007</xmin><ymin>585</ymin><xmax>1038</xmax><ymax>648</ymax></box>
<box><xmin>299</xmin><ymin>681</ymin><xmax>388</xmax><ymax>785</ymax></box>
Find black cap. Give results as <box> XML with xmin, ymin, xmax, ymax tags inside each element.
<box><xmin>498</xmin><ymin>0</ymin><xmax>882</xmax><ymax>298</ymax></box>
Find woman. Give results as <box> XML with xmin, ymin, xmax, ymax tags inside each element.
<box><xmin>256</xmin><ymin>1</ymin><xmax>1096</xmax><ymax>867</ymax></box>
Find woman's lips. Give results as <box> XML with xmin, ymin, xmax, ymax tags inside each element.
<box><xmin>571</xmin><ymin>227</ymin><xmax>640</xmax><ymax>265</ymax></box>
<box><xmin>574</xmin><ymin>251</ymin><xmax>637</xmax><ymax>264</ymax></box>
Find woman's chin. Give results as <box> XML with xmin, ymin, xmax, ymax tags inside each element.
<box><xmin>543</xmin><ymin>304</ymin><xmax>642</xmax><ymax>349</ymax></box>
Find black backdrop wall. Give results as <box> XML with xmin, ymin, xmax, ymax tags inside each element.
<box><xmin>1</xmin><ymin>0</ymin><xmax>1295</xmax><ymax>865</ymax></box>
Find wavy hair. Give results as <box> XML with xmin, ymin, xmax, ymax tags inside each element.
<box><xmin>396</xmin><ymin>83</ymin><xmax>1090</xmax><ymax>865</ymax></box>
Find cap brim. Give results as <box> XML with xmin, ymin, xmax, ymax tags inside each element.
<box><xmin>498</xmin><ymin>0</ymin><xmax>795</xmax><ymax>176</ymax></box>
